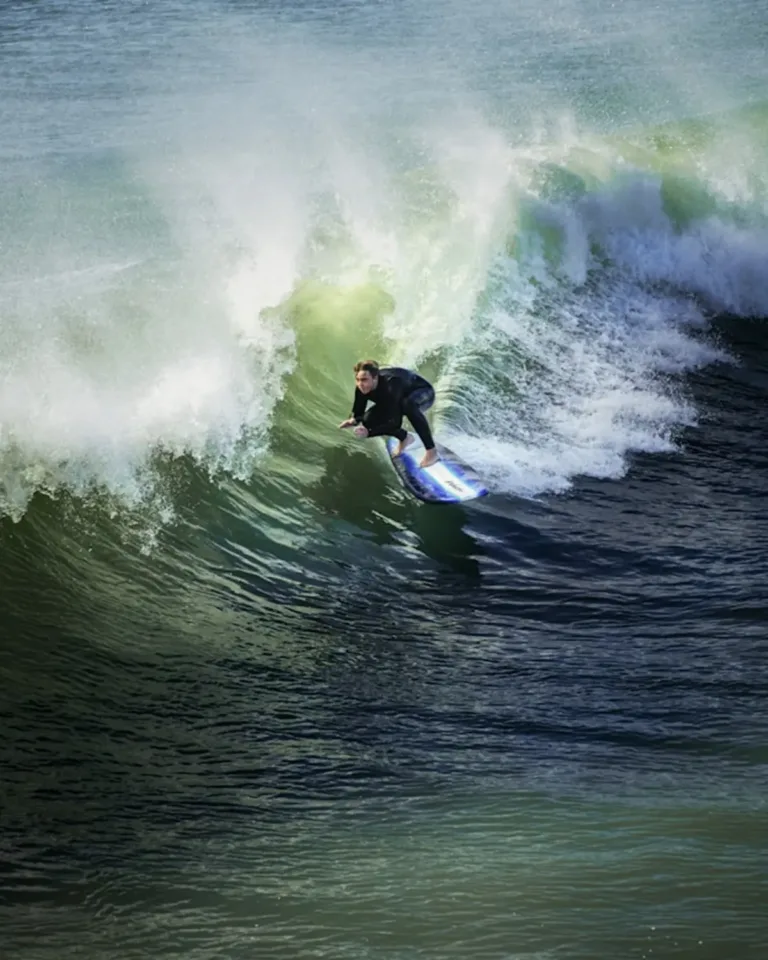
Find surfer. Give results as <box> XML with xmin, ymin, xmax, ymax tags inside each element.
<box><xmin>339</xmin><ymin>360</ymin><xmax>439</xmax><ymax>468</ymax></box>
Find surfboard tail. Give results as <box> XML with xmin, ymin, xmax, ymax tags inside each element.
<box><xmin>384</xmin><ymin>436</ymin><xmax>488</xmax><ymax>504</ymax></box>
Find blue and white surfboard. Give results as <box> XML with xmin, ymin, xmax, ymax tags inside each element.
<box><xmin>385</xmin><ymin>435</ymin><xmax>488</xmax><ymax>504</ymax></box>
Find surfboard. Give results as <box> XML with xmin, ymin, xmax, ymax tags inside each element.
<box><xmin>384</xmin><ymin>435</ymin><xmax>489</xmax><ymax>504</ymax></box>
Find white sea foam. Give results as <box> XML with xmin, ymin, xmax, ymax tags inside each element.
<box><xmin>0</xmin><ymin>4</ymin><xmax>765</xmax><ymax>519</ymax></box>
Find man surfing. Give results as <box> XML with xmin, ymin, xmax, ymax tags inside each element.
<box><xmin>338</xmin><ymin>360</ymin><xmax>439</xmax><ymax>468</ymax></box>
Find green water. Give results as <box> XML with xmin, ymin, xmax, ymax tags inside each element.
<box><xmin>1</xmin><ymin>0</ymin><xmax>768</xmax><ymax>958</ymax></box>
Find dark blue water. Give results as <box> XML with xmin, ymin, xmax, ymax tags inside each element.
<box><xmin>2</xmin><ymin>1</ymin><xmax>768</xmax><ymax>957</ymax></box>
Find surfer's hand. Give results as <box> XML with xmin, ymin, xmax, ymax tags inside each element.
<box><xmin>353</xmin><ymin>425</ymin><xmax>369</xmax><ymax>438</ymax></box>
<box><xmin>338</xmin><ymin>418</ymin><xmax>356</xmax><ymax>429</ymax></box>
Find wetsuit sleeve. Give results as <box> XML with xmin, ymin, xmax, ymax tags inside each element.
<box><xmin>351</xmin><ymin>389</ymin><xmax>367</xmax><ymax>422</ymax></box>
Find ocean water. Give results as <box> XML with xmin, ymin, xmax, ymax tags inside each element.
<box><xmin>1</xmin><ymin>1</ymin><xmax>767</xmax><ymax>958</ymax></box>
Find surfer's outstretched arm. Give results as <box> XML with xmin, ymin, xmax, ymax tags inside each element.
<box><xmin>340</xmin><ymin>386</ymin><xmax>370</xmax><ymax>429</ymax></box>
<box><xmin>351</xmin><ymin>388</ymin><xmax>368</xmax><ymax>422</ymax></box>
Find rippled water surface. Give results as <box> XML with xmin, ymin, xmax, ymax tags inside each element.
<box><xmin>1</xmin><ymin>0</ymin><xmax>768</xmax><ymax>957</ymax></box>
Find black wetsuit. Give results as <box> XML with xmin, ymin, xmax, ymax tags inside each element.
<box><xmin>352</xmin><ymin>367</ymin><xmax>435</xmax><ymax>450</ymax></box>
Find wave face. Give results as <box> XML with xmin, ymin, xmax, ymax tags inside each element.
<box><xmin>1</xmin><ymin>1</ymin><xmax>767</xmax><ymax>958</ymax></box>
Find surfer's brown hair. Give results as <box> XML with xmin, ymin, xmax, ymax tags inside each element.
<box><xmin>353</xmin><ymin>360</ymin><xmax>380</xmax><ymax>376</ymax></box>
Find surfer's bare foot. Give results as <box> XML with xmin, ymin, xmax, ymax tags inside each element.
<box><xmin>420</xmin><ymin>448</ymin><xmax>439</xmax><ymax>468</ymax></box>
<box><xmin>393</xmin><ymin>434</ymin><xmax>415</xmax><ymax>457</ymax></box>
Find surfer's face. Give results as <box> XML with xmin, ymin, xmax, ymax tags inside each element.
<box><xmin>355</xmin><ymin>371</ymin><xmax>377</xmax><ymax>394</ymax></box>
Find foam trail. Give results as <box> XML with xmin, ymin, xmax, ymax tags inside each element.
<box><xmin>440</xmin><ymin>162</ymin><xmax>747</xmax><ymax>498</ymax></box>
<box><xmin>1</xmin><ymin>2</ymin><xmax>767</xmax><ymax>522</ymax></box>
